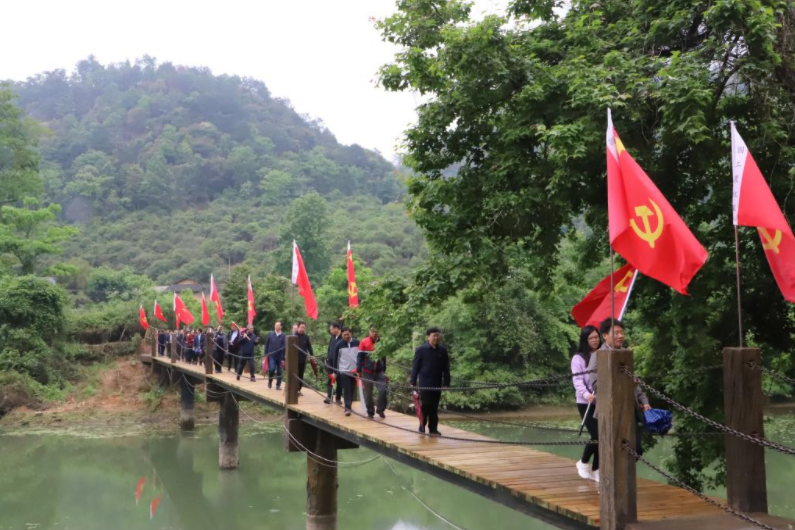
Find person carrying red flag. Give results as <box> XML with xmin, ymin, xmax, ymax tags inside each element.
<box><xmin>607</xmin><ymin>110</ymin><xmax>708</xmax><ymax>294</ymax></box>
<box><xmin>347</xmin><ymin>241</ymin><xmax>359</xmax><ymax>308</ymax></box>
<box><xmin>292</xmin><ymin>240</ymin><xmax>318</xmax><ymax>319</ymax></box>
<box><xmin>732</xmin><ymin>123</ymin><xmax>795</xmax><ymax>302</ymax></box>
<box><xmin>139</xmin><ymin>306</ymin><xmax>149</xmax><ymax>331</ymax></box>
<box><xmin>571</xmin><ymin>264</ymin><xmax>638</xmax><ymax>328</ymax></box>
<box><xmin>210</xmin><ymin>273</ymin><xmax>224</xmax><ymax>323</ymax></box>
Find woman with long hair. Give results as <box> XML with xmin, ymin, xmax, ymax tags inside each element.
<box><xmin>572</xmin><ymin>325</ymin><xmax>600</xmax><ymax>482</ymax></box>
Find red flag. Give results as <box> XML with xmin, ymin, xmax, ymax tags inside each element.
<box><xmin>247</xmin><ymin>276</ymin><xmax>256</xmax><ymax>326</ymax></box>
<box><xmin>149</xmin><ymin>495</ymin><xmax>161</xmax><ymax>520</ymax></box>
<box><xmin>153</xmin><ymin>300</ymin><xmax>167</xmax><ymax>323</ymax></box>
<box><xmin>607</xmin><ymin>110</ymin><xmax>708</xmax><ymax>294</ymax></box>
<box><xmin>139</xmin><ymin>306</ymin><xmax>149</xmax><ymax>330</ymax></box>
<box><xmin>174</xmin><ymin>292</ymin><xmax>194</xmax><ymax>325</ymax></box>
<box><xmin>347</xmin><ymin>241</ymin><xmax>359</xmax><ymax>308</ymax></box>
<box><xmin>292</xmin><ymin>240</ymin><xmax>318</xmax><ymax>319</ymax></box>
<box><xmin>201</xmin><ymin>292</ymin><xmax>210</xmax><ymax>327</ymax></box>
<box><xmin>210</xmin><ymin>273</ymin><xmax>224</xmax><ymax>323</ymax></box>
<box><xmin>732</xmin><ymin>123</ymin><xmax>795</xmax><ymax>302</ymax></box>
<box><xmin>571</xmin><ymin>264</ymin><xmax>638</xmax><ymax>328</ymax></box>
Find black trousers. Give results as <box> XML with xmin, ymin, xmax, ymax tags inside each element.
<box><xmin>158</xmin><ymin>344</ymin><xmax>165</xmax><ymax>356</ymax></box>
<box><xmin>237</xmin><ymin>356</ymin><xmax>255</xmax><ymax>378</ymax></box>
<box><xmin>577</xmin><ymin>403</ymin><xmax>599</xmax><ymax>470</ymax></box>
<box><xmin>225</xmin><ymin>350</ymin><xmax>235</xmax><ymax>371</ymax></box>
<box><xmin>297</xmin><ymin>361</ymin><xmax>307</xmax><ymax>390</ymax></box>
<box><xmin>338</xmin><ymin>373</ymin><xmax>356</xmax><ymax>410</ymax></box>
<box><xmin>213</xmin><ymin>349</ymin><xmax>224</xmax><ymax>373</ymax></box>
<box><xmin>420</xmin><ymin>390</ymin><xmax>442</xmax><ymax>432</ymax></box>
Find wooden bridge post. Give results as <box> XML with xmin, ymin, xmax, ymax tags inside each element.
<box><xmin>169</xmin><ymin>332</ymin><xmax>176</xmax><ymax>364</ymax></box>
<box><xmin>204</xmin><ymin>331</ymin><xmax>214</xmax><ymax>375</ymax></box>
<box><xmin>306</xmin><ymin>429</ymin><xmax>338</xmax><ymax>530</ymax></box>
<box><xmin>151</xmin><ymin>329</ymin><xmax>157</xmax><ymax>357</ymax></box>
<box><xmin>179</xmin><ymin>376</ymin><xmax>195</xmax><ymax>431</ymax></box>
<box><xmin>285</xmin><ymin>335</ymin><xmax>299</xmax><ymax>405</ymax></box>
<box><xmin>723</xmin><ymin>347</ymin><xmax>767</xmax><ymax>513</ymax></box>
<box><xmin>218</xmin><ymin>392</ymin><xmax>239</xmax><ymax>469</ymax></box>
<box><xmin>597</xmin><ymin>348</ymin><xmax>637</xmax><ymax>530</ymax></box>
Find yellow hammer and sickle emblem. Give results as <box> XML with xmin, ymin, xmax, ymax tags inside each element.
<box><xmin>614</xmin><ymin>270</ymin><xmax>634</xmax><ymax>293</ymax></box>
<box><xmin>348</xmin><ymin>282</ymin><xmax>358</xmax><ymax>298</ymax></box>
<box><xmin>629</xmin><ymin>199</ymin><xmax>664</xmax><ymax>248</ymax></box>
<box><xmin>760</xmin><ymin>228</ymin><xmax>782</xmax><ymax>254</ymax></box>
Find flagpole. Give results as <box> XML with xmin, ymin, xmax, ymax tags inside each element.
<box><xmin>734</xmin><ymin>225</ymin><xmax>743</xmax><ymax>347</ymax></box>
<box><xmin>609</xmin><ymin>241</ymin><xmax>616</xmax><ymax>346</ymax></box>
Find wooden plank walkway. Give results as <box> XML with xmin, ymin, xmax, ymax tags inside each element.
<box><xmin>151</xmin><ymin>356</ymin><xmax>749</xmax><ymax>529</ymax></box>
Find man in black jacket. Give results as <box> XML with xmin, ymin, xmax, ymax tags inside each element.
<box><xmin>213</xmin><ymin>324</ymin><xmax>227</xmax><ymax>373</ymax></box>
<box><xmin>157</xmin><ymin>329</ymin><xmax>169</xmax><ymax>357</ymax></box>
<box><xmin>236</xmin><ymin>325</ymin><xmax>258</xmax><ymax>382</ymax></box>
<box><xmin>324</xmin><ymin>322</ymin><xmax>343</xmax><ymax>404</ymax></box>
<box><xmin>410</xmin><ymin>327</ymin><xmax>450</xmax><ymax>435</ymax></box>
<box><xmin>264</xmin><ymin>320</ymin><xmax>286</xmax><ymax>389</ymax></box>
<box><xmin>294</xmin><ymin>321</ymin><xmax>314</xmax><ymax>395</ymax></box>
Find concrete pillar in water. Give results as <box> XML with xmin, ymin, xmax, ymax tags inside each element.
<box><xmin>179</xmin><ymin>376</ymin><xmax>195</xmax><ymax>431</ymax></box>
<box><xmin>218</xmin><ymin>392</ymin><xmax>239</xmax><ymax>469</ymax></box>
<box><xmin>306</xmin><ymin>429</ymin><xmax>338</xmax><ymax>530</ymax></box>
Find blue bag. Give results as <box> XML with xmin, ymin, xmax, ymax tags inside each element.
<box><xmin>643</xmin><ymin>408</ymin><xmax>673</xmax><ymax>435</ymax></box>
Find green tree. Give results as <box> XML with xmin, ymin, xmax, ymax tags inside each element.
<box><xmin>0</xmin><ymin>85</ymin><xmax>43</xmax><ymax>205</ymax></box>
<box><xmin>278</xmin><ymin>191</ymin><xmax>331</xmax><ymax>279</ymax></box>
<box><xmin>0</xmin><ymin>198</ymin><xmax>79</xmax><ymax>275</ymax></box>
<box><xmin>378</xmin><ymin>0</ymin><xmax>795</xmax><ymax>488</ymax></box>
<box><xmin>86</xmin><ymin>266</ymin><xmax>153</xmax><ymax>302</ymax></box>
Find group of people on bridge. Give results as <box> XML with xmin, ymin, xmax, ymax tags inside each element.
<box><xmin>155</xmin><ymin>322</ymin><xmax>451</xmax><ymax>432</ymax></box>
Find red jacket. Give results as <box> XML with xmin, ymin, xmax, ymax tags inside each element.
<box><xmin>356</xmin><ymin>336</ymin><xmax>386</xmax><ymax>374</ymax></box>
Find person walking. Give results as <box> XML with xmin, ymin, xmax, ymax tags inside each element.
<box><xmin>324</xmin><ymin>322</ymin><xmax>343</xmax><ymax>404</ymax></box>
<box><xmin>410</xmin><ymin>327</ymin><xmax>450</xmax><ymax>435</ymax></box>
<box><xmin>227</xmin><ymin>323</ymin><xmax>240</xmax><ymax>372</ymax></box>
<box><xmin>572</xmin><ymin>325</ymin><xmax>600</xmax><ymax>482</ymax></box>
<box><xmin>294</xmin><ymin>322</ymin><xmax>314</xmax><ymax>395</ymax></box>
<box><xmin>186</xmin><ymin>329</ymin><xmax>196</xmax><ymax>363</ymax></box>
<box><xmin>213</xmin><ymin>324</ymin><xmax>227</xmax><ymax>373</ymax></box>
<box><xmin>357</xmin><ymin>326</ymin><xmax>387</xmax><ymax>418</ymax></box>
<box><xmin>236</xmin><ymin>325</ymin><xmax>258</xmax><ymax>382</ymax></box>
<box><xmin>333</xmin><ymin>327</ymin><xmax>360</xmax><ymax>416</ymax></box>
<box><xmin>194</xmin><ymin>328</ymin><xmax>206</xmax><ymax>366</ymax></box>
<box><xmin>157</xmin><ymin>329</ymin><xmax>169</xmax><ymax>357</ymax></box>
<box><xmin>264</xmin><ymin>320</ymin><xmax>286</xmax><ymax>389</ymax></box>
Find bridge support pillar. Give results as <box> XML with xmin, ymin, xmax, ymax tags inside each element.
<box><xmin>598</xmin><ymin>348</ymin><xmax>637</xmax><ymax>530</ymax></box>
<box><xmin>219</xmin><ymin>392</ymin><xmax>239</xmax><ymax>469</ymax></box>
<box><xmin>723</xmin><ymin>347</ymin><xmax>767</xmax><ymax>513</ymax></box>
<box><xmin>179</xmin><ymin>376</ymin><xmax>195</xmax><ymax>431</ymax></box>
<box><xmin>306</xmin><ymin>429</ymin><xmax>338</xmax><ymax>530</ymax></box>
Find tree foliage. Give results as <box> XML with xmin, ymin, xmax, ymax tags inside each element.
<box><xmin>0</xmin><ymin>85</ymin><xmax>43</xmax><ymax>205</ymax></box>
<box><xmin>377</xmin><ymin>0</ymin><xmax>795</xmax><ymax>488</ymax></box>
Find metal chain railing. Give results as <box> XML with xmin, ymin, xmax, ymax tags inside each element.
<box><xmin>621</xmin><ymin>442</ymin><xmax>779</xmax><ymax>530</ymax></box>
<box><xmin>621</xmin><ymin>367</ymin><xmax>795</xmax><ymax>457</ymax></box>
<box><xmin>293</xmin><ymin>374</ymin><xmax>595</xmax><ymax>447</ymax></box>
<box><xmin>746</xmin><ymin>361</ymin><xmax>795</xmax><ymax>386</ymax></box>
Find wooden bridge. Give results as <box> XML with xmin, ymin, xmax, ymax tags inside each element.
<box><xmin>141</xmin><ymin>335</ymin><xmax>792</xmax><ymax>530</ymax></box>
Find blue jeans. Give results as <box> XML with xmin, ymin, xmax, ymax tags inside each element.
<box><xmin>268</xmin><ymin>355</ymin><xmax>283</xmax><ymax>387</ymax></box>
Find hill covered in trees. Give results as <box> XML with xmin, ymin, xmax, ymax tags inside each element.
<box><xmin>7</xmin><ymin>56</ymin><xmax>424</xmax><ymax>283</ymax></box>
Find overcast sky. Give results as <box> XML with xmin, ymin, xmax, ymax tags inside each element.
<box><xmin>1</xmin><ymin>0</ymin><xmax>508</xmax><ymax>162</ymax></box>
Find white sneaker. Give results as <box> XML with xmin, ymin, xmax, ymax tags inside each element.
<box><xmin>576</xmin><ymin>461</ymin><xmax>592</xmax><ymax>479</ymax></box>
<box><xmin>590</xmin><ymin>469</ymin><xmax>600</xmax><ymax>483</ymax></box>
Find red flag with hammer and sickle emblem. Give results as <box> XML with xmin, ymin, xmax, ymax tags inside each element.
<box><xmin>247</xmin><ymin>275</ymin><xmax>256</xmax><ymax>326</ymax></box>
<box><xmin>139</xmin><ymin>305</ymin><xmax>149</xmax><ymax>330</ymax></box>
<box><xmin>571</xmin><ymin>264</ymin><xmax>638</xmax><ymax>328</ymax></box>
<box><xmin>732</xmin><ymin>123</ymin><xmax>795</xmax><ymax>302</ymax></box>
<box><xmin>347</xmin><ymin>241</ymin><xmax>359</xmax><ymax>308</ymax></box>
<box><xmin>607</xmin><ymin>110</ymin><xmax>708</xmax><ymax>294</ymax></box>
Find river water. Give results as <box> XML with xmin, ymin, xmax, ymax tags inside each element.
<box><xmin>1</xmin><ymin>414</ymin><xmax>793</xmax><ymax>530</ymax></box>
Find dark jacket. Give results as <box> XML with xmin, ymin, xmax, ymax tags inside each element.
<box><xmin>357</xmin><ymin>336</ymin><xmax>386</xmax><ymax>374</ymax></box>
<box><xmin>326</xmin><ymin>333</ymin><xmax>343</xmax><ymax>371</ymax></box>
<box><xmin>157</xmin><ymin>332</ymin><xmax>168</xmax><ymax>346</ymax></box>
<box><xmin>237</xmin><ymin>332</ymin><xmax>258</xmax><ymax>357</ymax></box>
<box><xmin>214</xmin><ymin>332</ymin><xmax>227</xmax><ymax>353</ymax></box>
<box><xmin>411</xmin><ymin>342</ymin><xmax>451</xmax><ymax>389</ymax></box>
<box><xmin>265</xmin><ymin>331</ymin><xmax>286</xmax><ymax>363</ymax></box>
<box><xmin>295</xmin><ymin>332</ymin><xmax>313</xmax><ymax>363</ymax></box>
<box><xmin>194</xmin><ymin>333</ymin><xmax>205</xmax><ymax>352</ymax></box>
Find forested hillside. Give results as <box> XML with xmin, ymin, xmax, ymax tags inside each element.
<box><xmin>9</xmin><ymin>56</ymin><xmax>423</xmax><ymax>283</ymax></box>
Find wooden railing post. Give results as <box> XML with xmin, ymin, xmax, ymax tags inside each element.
<box><xmin>597</xmin><ymin>348</ymin><xmax>637</xmax><ymax>530</ymax></box>
<box><xmin>169</xmin><ymin>332</ymin><xmax>176</xmax><ymax>364</ymax></box>
<box><xmin>723</xmin><ymin>347</ymin><xmax>767</xmax><ymax>513</ymax></box>
<box><xmin>151</xmin><ymin>329</ymin><xmax>157</xmax><ymax>357</ymax></box>
<box><xmin>285</xmin><ymin>335</ymin><xmax>299</xmax><ymax>405</ymax></box>
<box><xmin>204</xmin><ymin>331</ymin><xmax>214</xmax><ymax>375</ymax></box>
